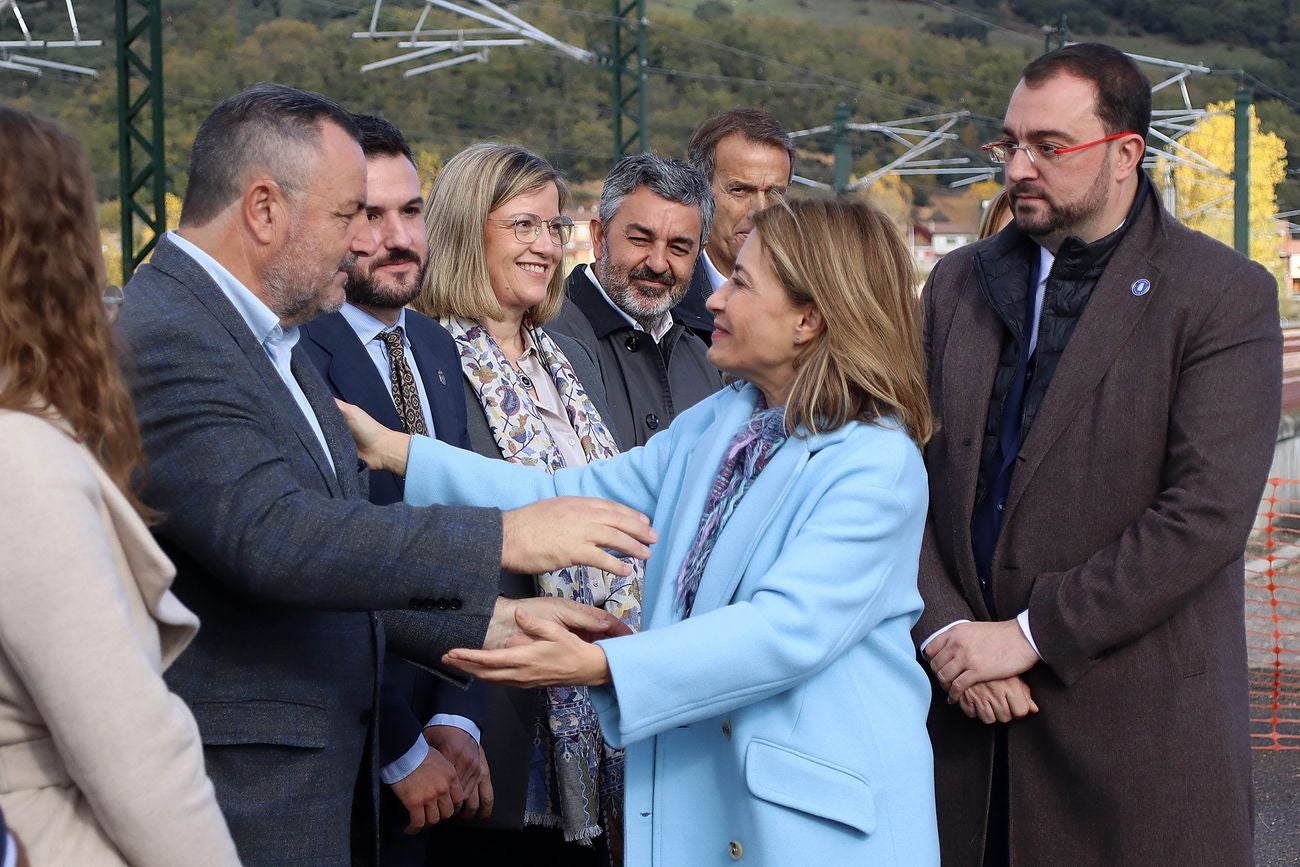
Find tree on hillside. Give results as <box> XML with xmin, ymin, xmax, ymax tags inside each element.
<box><xmin>1154</xmin><ymin>100</ymin><xmax>1288</xmax><ymax>292</ymax></box>
<box><xmin>862</xmin><ymin>174</ymin><xmax>914</xmax><ymax>231</ymax></box>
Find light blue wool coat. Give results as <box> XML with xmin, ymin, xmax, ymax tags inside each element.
<box><xmin>405</xmin><ymin>383</ymin><xmax>939</xmax><ymax>866</ymax></box>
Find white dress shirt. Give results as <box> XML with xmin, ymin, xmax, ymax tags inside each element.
<box><xmin>700</xmin><ymin>249</ymin><xmax>728</xmax><ymax>294</ymax></box>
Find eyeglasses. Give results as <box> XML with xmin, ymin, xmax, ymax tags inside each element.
<box><xmin>487</xmin><ymin>213</ymin><xmax>575</xmax><ymax>246</ymax></box>
<box><xmin>981</xmin><ymin>131</ymin><xmax>1138</xmax><ymax>165</ymax></box>
<box><xmin>103</xmin><ymin>284</ymin><xmax>124</xmax><ymax>324</ymax></box>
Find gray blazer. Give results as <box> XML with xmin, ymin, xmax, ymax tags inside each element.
<box><xmin>118</xmin><ymin>236</ymin><xmax>506</xmax><ymax>867</ymax></box>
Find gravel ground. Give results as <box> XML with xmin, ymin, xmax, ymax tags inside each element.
<box><xmin>1256</xmin><ymin>748</ymin><xmax>1300</xmax><ymax>865</ymax></box>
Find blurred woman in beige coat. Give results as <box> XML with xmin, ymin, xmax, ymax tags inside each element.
<box><xmin>0</xmin><ymin>107</ymin><xmax>241</xmax><ymax>866</ymax></box>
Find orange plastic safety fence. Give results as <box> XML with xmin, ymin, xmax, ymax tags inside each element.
<box><xmin>1247</xmin><ymin>479</ymin><xmax>1300</xmax><ymax>750</ymax></box>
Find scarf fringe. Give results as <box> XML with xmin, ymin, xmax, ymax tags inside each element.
<box><xmin>524</xmin><ymin>812</ymin><xmax>602</xmax><ymax>845</ymax></box>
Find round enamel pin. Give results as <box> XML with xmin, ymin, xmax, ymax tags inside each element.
<box><xmin>1131</xmin><ymin>278</ymin><xmax>1151</xmax><ymax>297</ymax></box>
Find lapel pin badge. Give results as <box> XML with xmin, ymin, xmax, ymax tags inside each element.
<box><xmin>1131</xmin><ymin>278</ymin><xmax>1151</xmax><ymax>297</ymax></box>
<box><xmin>437</xmin><ymin>370</ymin><xmax>447</xmax><ymax>385</ymax></box>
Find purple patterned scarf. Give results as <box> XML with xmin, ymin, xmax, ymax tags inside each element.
<box><xmin>674</xmin><ymin>399</ymin><xmax>788</xmax><ymax>617</ymax></box>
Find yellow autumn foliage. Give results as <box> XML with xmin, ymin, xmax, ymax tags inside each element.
<box><xmin>862</xmin><ymin>173</ymin><xmax>914</xmax><ymax>233</ymax></box>
<box><xmin>1153</xmin><ymin>101</ymin><xmax>1287</xmax><ymax>292</ymax></box>
<box><xmin>102</xmin><ymin>192</ymin><xmax>184</xmax><ymax>287</ymax></box>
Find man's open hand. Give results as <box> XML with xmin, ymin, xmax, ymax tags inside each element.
<box><xmin>500</xmin><ymin>497</ymin><xmax>656</xmax><ymax>576</ymax></box>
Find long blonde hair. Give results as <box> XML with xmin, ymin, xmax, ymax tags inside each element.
<box><xmin>752</xmin><ymin>199</ymin><xmax>933</xmax><ymax>446</ymax></box>
<box><xmin>414</xmin><ymin>143</ymin><xmax>569</xmax><ymax>326</ymax></box>
<box><xmin>979</xmin><ymin>189</ymin><xmax>1013</xmax><ymax>239</ymax></box>
<box><xmin>0</xmin><ymin>107</ymin><xmax>154</xmax><ymax>518</ymax></box>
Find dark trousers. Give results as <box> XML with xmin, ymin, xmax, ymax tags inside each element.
<box><xmin>429</xmin><ymin>824</ymin><xmax>611</xmax><ymax>867</ymax></box>
<box><xmin>983</xmin><ymin>726</ymin><xmax>1010</xmax><ymax>867</ymax></box>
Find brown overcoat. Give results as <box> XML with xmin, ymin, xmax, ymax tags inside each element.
<box><xmin>917</xmin><ymin>192</ymin><xmax>1281</xmax><ymax>865</ymax></box>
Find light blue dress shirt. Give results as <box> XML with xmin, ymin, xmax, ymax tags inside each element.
<box><xmin>337</xmin><ymin>303</ymin><xmax>437</xmax><ymax>439</ymax></box>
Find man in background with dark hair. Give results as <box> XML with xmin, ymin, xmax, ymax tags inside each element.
<box><xmin>678</xmin><ymin>108</ymin><xmax>794</xmax><ymax>342</ymax></box>
<box><xmin>918</xmin><ymin>43</ymin><xmax>1280</xmax><ymax>864</ymax></box>
<box><xmin>118</xmin><ymin>83</ymin><xmax>654</xmax><ymax>867</ymax></box>
<box><xmin>301</xmin><ymin>114</ymin><xmax>493</xmax><ymax>867</ymax></box>
<box><xmin>549</xmin><ymin>153</ymin><xmax>721</xmax><ymax>448</ymax></box>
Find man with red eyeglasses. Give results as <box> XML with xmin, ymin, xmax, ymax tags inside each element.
<box><xmin>918</xmin><ymin>43</ymin><xmax>1279</xmax><ymax>865</ymax></box>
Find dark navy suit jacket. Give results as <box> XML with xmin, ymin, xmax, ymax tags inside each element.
<box><xmin>302</xmin><ymin>308</ymin><xmax>483</xmax><ymax>866</ymax></box>
<box><xmin>676</xmin><ymin>257</ymin><xmax>716</xmax><ymax>345</ymax></box>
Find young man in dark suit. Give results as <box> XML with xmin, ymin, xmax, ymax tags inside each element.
<box><xmin>918</xmin><ymin>44</ymin><xmax>1280</xmax><ymax>865</ymax></box>
<box><xmin>301</xmin><ymin>114</ymin><xmax>493</xmax><ymax>867</ymax></box>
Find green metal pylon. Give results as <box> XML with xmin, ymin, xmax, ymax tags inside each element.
<box><xmin>832</xmin><ymin>103</ymin><xmax>852</xmax><ymax>196</ymax></box>
<box><xmin>1233</xmin><ymin>85</ymin><xmax>1251</xmax><ymax>256</ymax></box>
<box><xmin>115</xmin><ymin>0</ymin><xmax>166</xmax><ymax>281</ymax></box>
<box><xmin>609</xmin><ymin>0</ymin><xmax>648</xmax><ymax>166</ymax></box>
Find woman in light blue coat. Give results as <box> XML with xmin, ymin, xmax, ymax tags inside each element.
<box><xmin>344</xmin><ymin>199</ymin><xmax>940</xmax><ymax>866</ymax></box>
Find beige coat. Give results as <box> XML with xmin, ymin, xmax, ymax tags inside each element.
<box><xmin>0</xmin><ymin>409</ymin><xmax>240</xmax><ymax>866</ymax></box>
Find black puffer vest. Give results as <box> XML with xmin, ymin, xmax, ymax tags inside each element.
<box><xmin>973</xmin><ymin>176</ymin><xmax>1151</xmax><ymax>506</ymax></box>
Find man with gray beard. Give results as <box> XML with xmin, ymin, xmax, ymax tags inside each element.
<box><xmin>549</xmin><ymin>154</ymin><xmax>722</xmax><ymax>448</ymax></box>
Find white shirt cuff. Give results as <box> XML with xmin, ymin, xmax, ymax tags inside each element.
<box><xmin>920</xmin><ymin>619</ymin><xmax>971</xmax><ymax>655</ymax></box>
<box><xmin>426</xmin><ymin>714</ymin><xmax>481</xmax><ymax>743</ymax></box>
<box><xmin>4</xmin><ymin>831</ymin><xmax>18</xmax><ymax>867</ymax></box>
<box><xmin>380</xmin><ymin>735</ymin><xmax>430</xmax><ymax>785</ymax></box>
<box><xmin>1016</xmin><ymin>609</ymin><xmax>1043</xmax><ymax>659</ymax></box>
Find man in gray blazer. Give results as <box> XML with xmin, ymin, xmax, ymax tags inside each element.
<box><xmin>918</xmin><ymin>44</ymin><xmax>1280</xmax><ymax>864</ymax></box>
<box><xmin>549</xmin><ymin>154</ymin><xmax>722</xmax><ymax>448</ymax></box>
<box><xmin>118</xmin><ymin>83</ymin><xmax>652</xmax><ymax>867</ymax></box>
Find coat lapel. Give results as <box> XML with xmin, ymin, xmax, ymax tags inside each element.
<box><xmin>641</xmin><ymin>387</ymin><xmax>757</xmax><ymax>622</ymax></box>
<box><xmin>685</xmin><ymin>438</ymin><xmax>812</xmax><ymax>617</ymax></box>
<box><xmin>292</xmin><ymin>349</ymin><xmax>355</xmax><ymax>497</ymax></box>
<box><xmin>309</xmin><ymin>313</ymin><xmax>407</xmax><ymax>435</ymax></box>
<box><xmin>405</xmin><ymin>318</ymin><xmax>462</xmax><ymax>447</ymax></box>
<box><xmin>940</xmin><ymin>269</ymin><xmax>1003</xmax><ymax>592</ymax></box>
<box><xmin>1003</xmin><ymin>206</ymin><xmax>1163</xmax><ymax>521</ymax></box>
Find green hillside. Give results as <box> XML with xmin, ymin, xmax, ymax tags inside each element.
<box><xmin>2</xmin><ymin>0</ymin><xmax>1296</xmax><ymax>211</ymax></box>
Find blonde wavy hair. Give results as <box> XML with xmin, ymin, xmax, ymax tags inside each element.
<box><xmin>414</xmin><ymin>143</ymin><xmax>569</xmax><ymax>326</ymax></box>
<box><xmin>752</xmin><ymin>199</ymin><xmax>933</xmax><ymax>446</ymax></box>
<box><xmin>979</xmin><ymin>189</ymin><xmax>1013</xmax><ymax>240</ymax></box>
<box><xmin>0</xmin><ymin>107</ymin><xmax>154</xmax><ymax>518</ymax></box>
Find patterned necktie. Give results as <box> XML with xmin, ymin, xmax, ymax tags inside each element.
<box><xmin>379</xmin><ymin>327</ymin><xmax>428</xmax><ymax>436</ymax></box>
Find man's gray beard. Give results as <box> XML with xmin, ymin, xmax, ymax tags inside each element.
<box><xmin>598</xmin><ymin>249</ymin><xmax>686</xmax><ymax>332</ymax></box>
<box><xmin>263</xmin><ymin>232</ymin><xmax>346</xmax><ymax>326</ymax></box>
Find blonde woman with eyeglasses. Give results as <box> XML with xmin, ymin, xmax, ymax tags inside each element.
<box><xmin>410</xmin><ymin>142</ymin><xmax>638</xmax><ymax>865</ymax></box>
